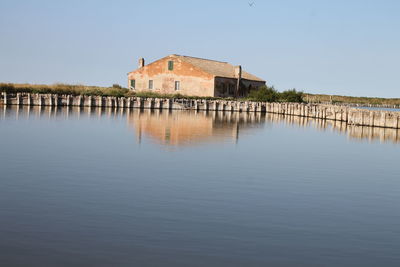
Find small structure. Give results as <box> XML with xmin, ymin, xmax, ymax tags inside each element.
<box><xmin>127</xmin><ymin>54</ymin><xmax>266</xmax><ymax>97</ymax></box>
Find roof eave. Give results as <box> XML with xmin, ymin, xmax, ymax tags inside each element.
<box><xmin>214</xmin><ymin>76</ymin><xmax>266</xmax><ymax>83</ymax></box>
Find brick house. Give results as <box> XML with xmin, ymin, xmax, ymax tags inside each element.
<box><xmin>127</xmin><ymin>54</ymin><xmax>266</xmax><ymax>97</ymax></box>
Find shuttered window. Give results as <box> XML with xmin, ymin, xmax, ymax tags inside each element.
<box><xmin>175</xmin><ymin>81</ymin><xmax>180</xmax><ymax>91</ymax></box>
<box><xmin>168</xmin><ymin>61</ymin><xmax>174</xmax><ymax>71</ymax></box>
<box><xmin>149</xmin><ymin>80</ymin><xmax>153</xmax><ymax>90</ymax></box>
<box><xmin>130</xmin><ymin>79</ymin><xmax>135</xmax><ymax>89</ymax></box>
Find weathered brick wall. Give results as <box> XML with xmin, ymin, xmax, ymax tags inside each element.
<box><xmin>128</xmin><ymin>55</ymin><xmax>215</xmax><ymax>97</ymax></box>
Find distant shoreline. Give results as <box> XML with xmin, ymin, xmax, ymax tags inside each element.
<box><xmin>305</xmin><ymin>93</ymin><xmax>400</xmax><ymax>107</ymax></box>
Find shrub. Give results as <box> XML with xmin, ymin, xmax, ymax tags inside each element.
<box><xmin>280</xmin><ymin>89</ymin><xmax>304</xmax><ymax>103</ymax></box>
<box><xmin>247</xmin><ymin>86</ymin><xmax>279</xmax><ymax>102</ymax></box>
<box><xmin>0</xmin><ymin>83</ymin><xmax>15</xmax><ymax>93</ymax></box>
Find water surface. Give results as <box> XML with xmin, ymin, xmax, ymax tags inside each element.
<box><xmin>356</xmin><ymin>106</ymin><xmax>400</xmax><ymax>112</ymax></box>
<box><xmin>1</xmin><ymin>106</ymin><xmax>399</xmax><ymax>267</ymax></box>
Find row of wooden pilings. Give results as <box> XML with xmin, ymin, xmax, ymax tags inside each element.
<box><xmin>2</xmin><ymin>92</ymin><xmax>400</xmax><ymax>129</ymax></box>
<box><xmin>1</xmin><ymin>92</ymin><xmax>272</xmax><ymax>112</ymax></box>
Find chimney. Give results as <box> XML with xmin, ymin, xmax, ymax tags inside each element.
<box><xmin>138</xmin><ymin>57</ymin><xmax>145</xmax><ymax>68</ymax></box>
<box><xmin>235</xmin><ymin>65</ymin><xmax>242</xmax><ymax>98</ymax></box>
<box><xmin>235</xmin><ymin>65</ymin><xmax>242</xmax><ymax>78</ymax></box>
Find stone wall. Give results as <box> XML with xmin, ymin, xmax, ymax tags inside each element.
<box><xmin>2</xmin><ymin>92</ymin><xmax>400</xmax><ymax>129</ymax></box>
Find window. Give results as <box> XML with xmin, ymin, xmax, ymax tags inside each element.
<box><xmin>221</xmin><ymin>83</ymin><xmax>226</xmax><ymax>94</ymax></box>
<box><xmin>168</xmin><ymin>61</ymin><xmax>174</xmax><ymax>71</ymax></box>
<box><xmin>174</xmin><ymin>81</ymin><xmax>180</xmax><ymax>91</ymax></box>
<box><xmin>130</xmin><ymin>79</ymin><xmax>135</xmax><ymax>89</ymax></box>
<box><xmin>228</xmin><ymin>84</ymin><xmax>233</xmax><ymax>94</ymax></box>
<box><xmin>148</xmin><ymin>80</ymin><xmax>153</xmax><ymax>90</ymax></box>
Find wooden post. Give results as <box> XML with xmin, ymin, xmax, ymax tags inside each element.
<box><xmin>97</xmin><ymin>96</ymin><xmax>103</xmax><ymax>107</ymax></box>
<box><xmin>16</xmin><ymin>93</ymin><xmax>21</xmax><ymax>105</ymax></box>
<box><xmin>27</xmin><ymin>93</ymin><xmax>31</xmax><ymax>106</ymax></box>
<box><xmin>244</xmin><ymin>101</ymin><xmax>249</xmax><ymax>113</ymax></box>
<box><xmin>136</xmin><ymin>97</ymin><xmax>143</xmax><ymax>109</ymax></box>
<box><xmin>220</xmin><ymin>101</ymin><xmax>226</xmax><ymax>112</ymax></box>
<box><xmin>87</xmin><ymin>96</ymin><xmax>92</xmax><ymax>107</ymax></box>
<box><xmin>206</xmin><ymin>101</ymin><xmax>212</xmax><ymax>112</ymax></box>
<box><xmin>38</xmin><ymin>94</ymin><xmax>42</xmax><ymax>106</ymax></box>
<box><xmin>253</xmin><ymin>103</ymin><xmax>258</xmax><ymax>113</ymax></box>
<box><xmin>48</xmin><ymin>94</ymin><xmax>53</xmax><ymax>106</ymax></box>
<box><xmin>361</xmin><ymin>111</ymin><xmax>364</xmax><ymax>126</ymax></box>
<box><xmin>146</xmin><ymin>98</ymin><xmax>153</xmax><ymax>109</ymax></box>
<box><xmin>153</xmin><ymin>98</ymin><xmax>159</xmax><ymax>109</ymax></box>
<box><xmin>211</xmin><ymin>101</ymin><xmax>217</xmax><ymax>111</ymax></box>
<box><xmin>381</xmin><ymin>112</ymin><xmax>386</xmax><ymax>128</ymax></box>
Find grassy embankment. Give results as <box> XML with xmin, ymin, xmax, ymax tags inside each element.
<box><xmin>0</xmin><ymin>83</ymin><xmax>217</xmax><ymax>100</ymax></box>
<box><xmin>1</xmin><ymin>83</ymin><xmax>133</xmax><ymax>97</ymax></box>
<box><xmin>304</xmin><ymin>93</ymin><xmax>400</xmax><ymax>106</ymax></box>
<box><xmin>1</xmin><ymin>83</ymin><xmax>398</xmax><ymax>106</ymax></box>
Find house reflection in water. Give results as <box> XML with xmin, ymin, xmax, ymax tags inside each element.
<box><xmin>127</xmin><ymin>109</ymin><xmax>400</xmax><ymax>146</ymax></box>
<box><xmin>126</xmin><ymin>109</ymin><xmax>265</xmax><ymax>146</ymax></box>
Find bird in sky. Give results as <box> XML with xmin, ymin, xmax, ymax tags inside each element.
<box><xmin>248</xmin><ymin>2</ymin><xmax>255</xmax><ymax>7</ymax></box>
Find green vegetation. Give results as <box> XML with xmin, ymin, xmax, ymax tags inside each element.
<box><xmin>0</xmin><ymin>83</ymin><xmax>221</xmax><ymax>100</ymax></box>
<box><xmin>247</xmin><ymin>86</ymin><xmax>304</xmax><ymax>103</ymax></box>
<box><xmin>280</xmin><ymin>89</ymin><xmax>304</xmax><ymax>103</ymax></box>
<box><xmin>0</xmin><ymin>83</ymin><xmax>130</xmax><ymax>97</ymax></box>
<box><xmin>247</xmin><ymin>86</ymin><xmax>279</xmax><ymax>102</ymax></box>
<box><xmin>248</xmin><ymin>86</ymin><xmax>400</xmax><ymax>106</ymax></box>
<box><xmin>305</xmin><ymin>93</ymin><xmax>400</xmax><ymax>106</ymax></box>
<box><xmin>133</xmin><ymin>91</ymin><xmax>218</xmax><ymax>100</ymax></box>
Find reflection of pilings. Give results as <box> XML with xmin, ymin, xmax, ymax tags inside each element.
<box><xmin>97</xmin><ymin>106</ymin><xmax>103</xmax><ymax>119</ymax></box>
<box><xmin>0</xmin><ymin>106</ymin><xmax>126</xmax><ymax>122</ymax></box>
<box><xmin>15</xmin><ymin>105</ymin><xmax>20</xmax><ymax>120</ymax></box>
<box><xmin>3</xmin><ymin>105</ymin><xmax>399</xmax><ymax>144</ymax></box>
<box><xmin>37</xmin><ymin>105</ymin><xmax>42</xmax><ymax>118</ymax></box>
<box><xmin>65</xmin><ymin>106</ymin><xmax>70</xmax><ymax>119</ymax></box>
<box><xmin>265</xmin><ymin>112</ymin><xmax>400</xmax><ymax>144</ymax></box>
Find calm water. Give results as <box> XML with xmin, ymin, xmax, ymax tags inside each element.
<box><xmin>1</xmin><ymin>106</ymin><xmax>399</xmax><ymax>267</ymax></box>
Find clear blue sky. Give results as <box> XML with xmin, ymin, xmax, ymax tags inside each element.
<box><xmin>0</xmin><ymin>0</ymin><xmax>399</xmax><ymax>97</ymax></box>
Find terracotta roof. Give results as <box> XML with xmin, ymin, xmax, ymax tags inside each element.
<box><xmin>172</xmin><ymin>55</ymin><xmax>265</xmax><ymax>82</ymax></box>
